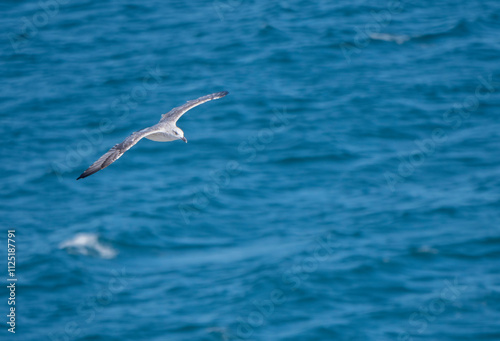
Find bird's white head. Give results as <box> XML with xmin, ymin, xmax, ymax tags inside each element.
<box><xmin>172</xmin><ymin>126</ymin><xmax>187</xmax><ymax>143</ymax></box>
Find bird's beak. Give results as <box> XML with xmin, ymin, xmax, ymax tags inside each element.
<box><xmin>181</xmin><ymin>137</ymin><xmax>187</xmax><ymax>143</ymax></box>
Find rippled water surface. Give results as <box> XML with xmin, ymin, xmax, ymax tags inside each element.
<box><xmin>1</xmin><ymin>0</ymin><xmax>500</xmax><ymax>340</ymax></box>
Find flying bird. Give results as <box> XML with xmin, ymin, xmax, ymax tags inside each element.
<box><xmin>77</xmin><ymin>91</ymin><xmax>229</xmax><ymax>180</ymax></box>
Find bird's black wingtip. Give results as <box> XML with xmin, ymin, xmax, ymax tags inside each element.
<box><xmin>218</xmin><ymin>91</ymin><xmax>229</xmax><ymax>97</ymax></box>
<box><xmin>76</xmin><ymin>173</ymin><xmax>85</xmax><ymax>180</ymax></box>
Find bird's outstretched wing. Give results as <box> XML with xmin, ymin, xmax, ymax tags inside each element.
<box><xmin>77</xmin><ymin>126</ymin><xmax>160</xmax><ymax>180</ymax></box>
<box><xmin>160</xmin><ymin>91</ymin><xmax>228</xmax><ymax>124</ymax></box>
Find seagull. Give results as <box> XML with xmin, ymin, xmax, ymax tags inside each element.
<box><xmin>77</xmin><ymin>91</ymin><xmax>229</xmax><ymax>180</ymax></box>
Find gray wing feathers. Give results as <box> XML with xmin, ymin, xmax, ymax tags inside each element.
<box><xmin>160</xmin><ymin>91</ymin><xmax>228</xmax><ymax>123</ymax></box>
<box><xmin>77</xmin><ymin>127</ymin><xmax>159</xmax><ymax>179</ymax></box>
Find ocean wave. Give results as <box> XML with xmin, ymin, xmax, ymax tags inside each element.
<box><xmin>411</xmin><ymin>19</ymin><xmax>471</xmax><ymax>42</ymax></box>
<box><xmin>59</xmin><ymin>233</ymin><xmax>117</xmax><ymax>259</ymax></box>
<box><xmin>369</xmin><ymin>32</ymin><xmax>410</xmax><ymax>44</ymax></box>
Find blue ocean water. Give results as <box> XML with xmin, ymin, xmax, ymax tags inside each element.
<box><xmin>1</xmin><ymin>0</ymin><xmax>500</xmax><ymax>340</ymax></box>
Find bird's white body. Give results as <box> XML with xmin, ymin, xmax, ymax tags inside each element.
<box><xmin>145</xmin><ymin>131</ymin><xmax>176</xmax><ymax>142</ymax></box>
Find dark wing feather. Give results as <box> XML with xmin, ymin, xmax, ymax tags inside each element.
<box><xmin>77</xmin><ymin>127</ymin><xmax>159</xmax><ymax>180</ymax></box>
<box><xmin>160</xmin><ymin>91</ymin><xmax>228</xmax><ymax>124</ymax></box>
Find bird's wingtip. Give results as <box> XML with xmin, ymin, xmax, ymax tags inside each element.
<box><xmin>218</xmin><ymin>91</ymin><xmax>229</xmax><ymax>97</ymax></box>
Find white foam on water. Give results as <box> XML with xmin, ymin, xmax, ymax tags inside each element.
<box><xmin>59</xmin><ymin>233</ymin><xmax>117</xmax><ymax>259</ymax></box>
<box><xmin>369</xmin><ymin>32</ymin><xmax>410</xmax><ymax>44</ymax></box>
